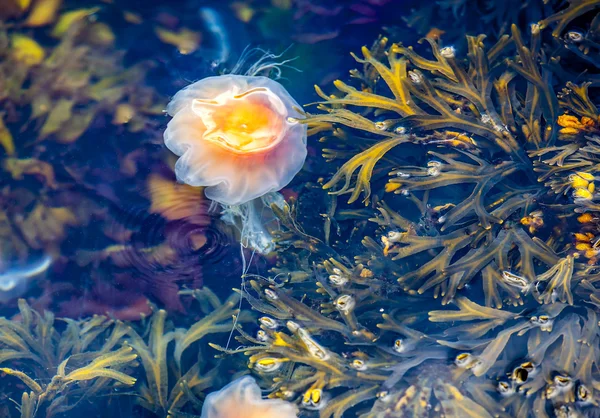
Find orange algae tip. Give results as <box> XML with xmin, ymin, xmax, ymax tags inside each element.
<box><xmin>578</xmin><ymin>213</ymin><xmax>594</xmax><ymax>223</ymax></box>
<box><xmin>385</xmin><ymin>182</ymin><xmax>401</xmax><ymax>193</ymax></box>
<box><xmin>200</xmin><ymin>376</ymin><xmax>299</xmax><ymax>418</ymax></box>
<box><xmin>164</xmin><ymin>74</ymin><xmax>307</xmax><ymax>206</ymax></box>
<box><xmin>574</xmin><ymin>232</ymin><xmax>591</xmax><ymax>242</ymax></box>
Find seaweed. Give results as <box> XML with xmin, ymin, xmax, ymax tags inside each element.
<box><xmin>231</xmin><ymin>245</ymin><xmax>600</xmax><ymax>416</ymax></box>
<box><xmin>5</xmin><ymin>1</ymin><xmax>600</xmax><ymax>418</ymax></box>
<box><xmin>219</xmin><ymin>266</ymin><xmax>514</xmax><ymax>418</ymax></box>
<box><xmin>297</xmin><ymin>20</ymin><xmax>590</xmax><ymax>308</ymax></box>
<box><xmin>0</xmin><ymin>299</ymin><xmax>136</xmax><ymax>417</ymax></box>
<box><xmin>0</xmin><ymin>287</ymin><xmax>250</xmax><ymax>418</ymax></box>
<box><xmin>308</xmin><ymin>27</ymin><xmax>555</xmax><ymax>192</ymax></box>
<box><xmin>439</xmin><ymin>305</ymin><xmax>600</xmax><ymax>417</ymax></box>
<box><xmin>539</xmin><ymin>0</ymin><xmax>600</xmax><ymax>38</ymax></box>
<box><xmin>214</xmin><ymin>276</ymin><xmax>389</xmax><ymax>418</ymax></box>
<box><xmin>127</xmin><ymin>288</ymin><xmax>248</xmax><ymax>417</ymax></box>
<box><xmin>215</xmin><ymin>3</ymin><xmax>600</xmax><ymax>417</ymax></box>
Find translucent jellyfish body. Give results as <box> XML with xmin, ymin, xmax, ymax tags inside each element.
<box><xmin>200</xmin><ymin>376</ymin><xmax>299</xmax><ymax>418</ymax></box>
<box><xmin>164</xmin><ymin>73</ymin><xmax>307</xmax><ymax>253</ymax></box>
<box><xmin>164</xmin><ymin>74</ymin><xmax>307</xmax><ymax>206</ymax></box>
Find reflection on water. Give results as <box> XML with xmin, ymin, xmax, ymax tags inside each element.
<box><xmin>0</xmin><ymin>253</ymin><xmax>52</xmax><ymax>301</ymax></box>
<box><xmin>1</xmin><ymin>0</ymin><xmax>600</xmax><ymax>417</ymax></box>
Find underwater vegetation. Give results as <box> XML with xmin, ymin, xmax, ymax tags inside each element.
<box><xmin>0</xmin><ymin>298</ymin><xmax>137</xmax><ymax>417</ymax></box>
<box><xmin>6</xmin><ymin>0</ymin><xmax>600</xmax><ymax>417</ymax></box>
<box><xmin>207</xmin><ymin>0</ymin><xmax>600</xmax><ymax>417</ymax></box>
<box><xmin>0</xmin><ymin>288</ymin><xmax>246</xmax><ymax>417</ymax></box>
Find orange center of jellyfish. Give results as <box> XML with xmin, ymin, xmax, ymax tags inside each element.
<box><xmin>192</xmin><ymin>88</ymin><xmax>286</xmax><ymax>154</ymax></box>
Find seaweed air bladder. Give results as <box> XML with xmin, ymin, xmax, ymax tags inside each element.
<box><xmin>163</xmin><ymin>63</ymin><xmax>307</xmax><ymax>254</ymax></box>
<box><xmin>200</xmin><ymin>376</ymin><xmax>299</xmax><ymax>418</ymax></box>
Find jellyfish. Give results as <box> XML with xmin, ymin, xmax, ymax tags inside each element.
<box><xmin>163</xmin><ymin>56</ymin><xmax>307</xmax><ymax>254</ymax></box>
<box><xmin>200</xmin><ymin>376</ymin><xmax>299</xmax><ymax>418</ymax></box>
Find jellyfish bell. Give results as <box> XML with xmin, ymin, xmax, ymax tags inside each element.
<box><xmin>200</xmin><ymin>375</ymin><xmax>299</xmax><ymax>418</ymax></box>
<box><xmin>164</xmin><ymin>70</ymin><xmax>307</xmax><ymax>254</ymax></box>
<box><xmin>164</xmin><ymin>74</ymin><xmax>307</xmax><ymax>207</ymax></box>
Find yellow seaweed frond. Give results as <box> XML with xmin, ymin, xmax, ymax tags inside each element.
<box><xmin>367</xmin><ymin>384</ymin><xmax>432</xmax><ymax>417</ymax></box>
<box><xmin>38</xmin><ymin>98</ymin><xmax>74</xmax><ymax>140</ymax></box>
<box><xmin>19</xmin><ymin>392</ymin><xmax>37</xmax><ymax>418</ymax></box>
<box><xmin>389</xmin><ymin>150</ymin><xmax>523</xmax><ymax>231</ymax></box>
<box><xmin>559</xmin><ymin>81</ymin><xmax>599</xmax><ymax>121</ymax></box>
<box><xmin>434</xmin><ymin>381</ymin><xmax>494</xmax><ymax>418</ymax></box>
<box><xmin>167</xmin><ymin>363</ymin><xmax>219</xmax><ymax>413</ymax></box>
<box><xmin>0</xmin><ymin>300</ymin><xmax>143</xmax><ymax>417</ymax></box>
<box><xmin>305</xmin><ymin>106</ymin><xmax>398</xmax><ymax>138</ymax></box>
<box><xmin>0</xmin><ymin>114</ymin><xmax>15</xmax><ymax>155</ymax></box>
<box><xmin>0</xmin><ymin>368</ymin><xmax>43</xmax><ymax>393</ymax></box>
<box><xmin>470</xmin><ymin>322</ymin><xmax>534</xmax><ymax>376</ymax></box>
<box><xmin>320</xmin><ymin>385</ymin><xmax>379</xmax><ymax>418</ymax></box>
<box><xmin>24</xmin><ymin>0</ymin><xmax>63</xmax><ymax>27</ymax></box>
<box><xmin>535</xmin><ymin>255</ymin><xmax>575</xmax><ymax>305</ymax></box>
<box><xmin>15</xmin><ymin>203</ymin><xmax>78</xmax><ymax>249</ymax></box>
<box><xmin>429</xmin><ymin>297</ymin><xmax>515</xmax><ymax>323</ymax></box>
<box><xmin>345</xmin><ymin>41</ymin><xmax>422</xmax><ymax>116</ymax></box>
<box><xmin>154</xmin><ymin>27</ymin><xmax>201</xmax><ymax>55</ymax></box>
<box><xmin>445</xmin><ymin>225</ymin><xmax>560</xmax><ymax>287</ymax></box>
<box><xmin>63</xmin><ymin>346</ymin><xmax>137</xmax><ymax>385</ymax></box>
<box><xmin>324</xmin><ymin>136</ymin><xmax>406</xmax><ymax>204</ymax></box>
<box><xmin>506</xmin><ymin>24</ymin><xmax>558</xmax><ymax>147</ymax></box>
<box><xmin>126</xmin><ymin>288</ymin><xmax>244</xmax><ymax>416</ymax></box>
<box><xmin>538</xmin><ymin>0</ymin><xmax>600</xmax><ymax>37</ymax></box>
<box><xmin>126</xmin><ymin>310</ymin><xmax>173</xmax><ymax>414</ymax></box>
<box><xmin>10</xmin><ymin>34</ymin><xmax>45</xmax><ymax>66</ymax></box>
<box><xmin>3</xmin><ymin>158</ymin><xmax>57</xmax><ymax>188</ymax></box>
<box><xmin>173</xmin><ymin>289</ymin><xmax>240</xmax><ymax>369</ymax></box>
<box><xmin>51</xmin><ymin>7</ymin><xmax>99</xmax><ymax>38</ymax></box>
